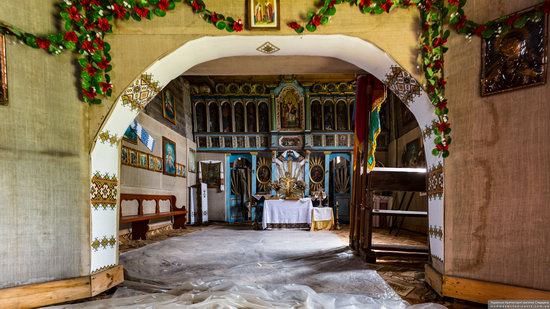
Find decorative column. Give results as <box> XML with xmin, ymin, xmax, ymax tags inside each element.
<box><xmin>323</xmin><ymin>151</ymin><xmax>331</xmax><ymax>194</ymax></box>
<box><xmin>271</xmin><ymin>150</ymin><xmax>277</xmax><ymax>196</ymax></box>
<box><xmin>250</xmin><ymin>152</ymin><xmax>258</xmax><ymax>195</ymax></box>
<box><xmin>305</xmin><ymin>90</ymin><xmax>311</xmax><ymax>132</ymax></box>
<box><xmin>304</xmin><ymin>150</ymin><xmax>311</xmax><ymax>196</ymax></box>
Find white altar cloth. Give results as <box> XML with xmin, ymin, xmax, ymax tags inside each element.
<box><xmin>312</xmin><ymin>207</ymin><xmax>333</xmax><ymax>221</ymax></box>
<box><xmin>262</xmin><ymin>198</ymin><xmax>313</xmax><ymax>229</ymax></box>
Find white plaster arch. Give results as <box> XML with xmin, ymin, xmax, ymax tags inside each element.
<box><xmin>90</xmin><ymin>35</ymin><xmax>444</xmax><ymax>273</ymax></box>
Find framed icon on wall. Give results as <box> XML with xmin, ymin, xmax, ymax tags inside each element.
<box><xmin>246</xmin><ymin>0</ymin><xmax>280</xmax><ymax>30</ymax></box>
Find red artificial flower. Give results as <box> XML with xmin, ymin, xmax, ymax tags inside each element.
<box><xmin>436</xmin><ymin>121</ymin><xmax>450</xmax><ymax>133</ymax></box>
<box><xmin>424</xmin><ymin>0</ymin><xmax>433</xmax><ymax>11</ymax></box>
<box><xmin>423</xmin><ymin>45</ymin><xmax>432</xmax><ymax>53</ymax></box>
<box><xmin>100</xmin><ymin>82</ymin><xmax>112</xmax><ymax>93</ymax></box>
<box><xmin>439</xmin><ymin>79</ymin><xmax>447</xmax><ymax>87</ymax></box>
<box><xmin>97</xmin><ymin>58</ymin><xmax>110</xmax><ymax>70</ymax></box>
<box><xmin>233</xmin><ymin>19</ymin><xmax>243</xmax><ymax>32</ymax></box>
<box><xmin>81</xmin><ymin>0</ymin><xmax>100</xmax><ymax>7</ymax></box>
<box><xmin>448</xmin><ymin>0</ymin><xmax>460</xmax><ymax>6</ymax></box>
<box><xmin>456</xmin><ymin>14</ymin><xmax>467</xmax><ymax>30</ymax></box>
<box><xmin>435</xmin><ymin>143</ymin><xmax>449</xmax><ymax>151</ymax></box>
<box><xmin>83</xmin><ymin>18</ymin><xmax>95</xmax><ymax>31</ymax></box>
<box><xmin>327</xmin><ymin>0</ymin><xmax>336</xmax><ymax>8</ymax></box>
<box><xmin>359</xmin><ymin>0</ymin><xmax>371</xmax><ymax>9</ymax></box>
<box><xmin>97</xmin><ymin>18</ymin><xmax>111</xmax><ymax>32</ymax></box>
<box><xmin>135</xmin><ymin>7</ymin><xmax>150</xmax><ymax>18</ymax></box>
<box><xmin>67</xmin><ymin>6</ymin><xmax>81</xmax><ymax>21</ymax></box>
<box><xmin>311</xmin><ymin>15</ymin><xmax>321</xmax><ymax>27</ymax></box>
<box><xmin>211</xmin><ymin>12</ymin><xmax>220</xmax><ymax>23</ymax></box>
<box><xmin>158</xmin><ymin>0</ymin><xmax>170</xmax><ymax>11</ymax></box>
<box><xmin>381</xmin><ymin>0</ymin><xmax>393</xmax><ymax>13</ymax></box>
<box><xmin>112</xmin><ymin>4</ymin><xmax>127</xmax><ymax>19</ymax></box>
<box><xmin>473</xmin><ymin>24</ymin><xmax>487</xmax><ymax>36</ymax></box>
<box><xmin>94</xmin><ymin>38</ymin><xmax>104</xmax><ymax>50</ymax></box>
<box><xmin>83</xmin><ymin>88</ymin><xmax>97</xmax><ymax>99</ymax></box>
<box><xmin>288</xmin><ymin>22</ymin><xmax>302</xmax><ymax>30</ymax></box>
<box><xmin>84</xmin><ymin>63</ymin><xmax>97</xmax><ymax>76</ymax></box>
<box><xmin>81</xmin><ymin>40</ymin><xmax>95</xmax><ymax>53</ymax></box>
<box><xmin>434</xmin><ymin>59</ymin><xmax>444</xmax><ymax>69</ymax></box>
<box><xmin>436</xmin><ymin>100</ymin><xmax>447</xmax><ymax>110</ymax></box>
<box><xmin>505</xmin><ymin>14</ymin><xmax>519</xmax><ymax>26</ymax></box>
<box><xmin>64</xmin><ymin>31</ymin><xmax>78</xmax><ymax>43</ymax></box>
<box><xmin>433</xmin><ymin>37</ymin><xmax>447</xmax><ymax>47</ymax></box>
<box><xmin>191</xmin><ymin>0</ymin><xmax>202</xmax><ymax>11</ymax></box>
<box><xmin>36</xmin><ymin>38</ymin><xmax>51</xmax><ymax>49</ymax></box>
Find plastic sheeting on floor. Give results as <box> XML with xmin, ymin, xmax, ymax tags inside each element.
<box><xmin>52</xmin><ymin>227</ymin><xmax>446</xmax><ymax>309</ymax></box>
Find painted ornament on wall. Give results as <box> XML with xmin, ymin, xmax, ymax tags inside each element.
<box><xmin>0</xmin><ymin>34</ymin><xmax>7</xmax><ymax>105</ymax></box>
<box><xmin>247</xmin><ymin>0</ymin><xmax>280</xmax><ymax>30</ymax></box>
<box><xmin>162</xmin><ymin>89</ymin><xmax>177</xmax><ymax>125</ymax></box>
<box><xmin>162</xmin><ymin>137</ymin><xmax>177</xmax><ymax>176</ymax></box>
<box><xmin>481</xmin><ymin>7</ymin><xmax>548</xmax><ymax>96</ymax></box>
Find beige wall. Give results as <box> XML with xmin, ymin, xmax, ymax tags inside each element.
<box><xmin>121</xmin><ymin>113</ymin><xmax>192</xmax><ymax>218</ymax></box>
<box><xmin>0</xmin><ymin>0</ymin><xmax>89</xmax><ymax>288</ymax></box>
<box><xmin>445</xmin><ymin>0</ymin><xmax>550</xmax><ymax>290</ymax></box>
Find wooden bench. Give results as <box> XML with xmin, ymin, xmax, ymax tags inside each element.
<box><xmin>120</xmin><ymin>194</ymin><xmax>187</xmax><ymax>240</ymax></box>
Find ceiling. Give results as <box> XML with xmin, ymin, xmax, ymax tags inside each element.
<box><xmin>182</xmin><ymin>56</ymin><xmax>367</xmax><ymax>84</ymax></box>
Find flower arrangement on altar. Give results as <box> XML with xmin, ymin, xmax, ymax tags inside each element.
<box><xmin>271</xmin><ymin>172</ymin><xmax>305</xmax><ymax>200</ymax></box>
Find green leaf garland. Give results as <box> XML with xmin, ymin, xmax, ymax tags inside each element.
<box><xmin>0</xmin><ymin>0</ymin><xmax>244</xmax><ymax>105</ymax></box>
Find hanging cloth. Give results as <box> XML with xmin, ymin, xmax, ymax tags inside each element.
<box><xmin>354</xmin><ymin>75</ymin><xmax>386</xmax><ymax>172</ymax></box>
<box><xmin>129</xmin><ymin>120</ymin><xmax>156</xmax><ymax>152</ymax></box>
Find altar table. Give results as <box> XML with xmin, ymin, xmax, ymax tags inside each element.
<box><xmin>262</xmin><ymin>198</ymin><xmax>313</xmax><ymax>229</ymax></box>
<box><xmin>310</xmin><ymin>207</ymin><xmax>334</xmax><ymax>231</ymax></box>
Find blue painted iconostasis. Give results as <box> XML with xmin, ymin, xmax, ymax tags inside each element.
<box><xmin>190</xmin><ymin>77</ymin><xmax>363</xmax><ymax>223</ymax></box>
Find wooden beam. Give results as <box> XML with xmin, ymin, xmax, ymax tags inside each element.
<box><xmin>0</xmin><ymin>265</ymin><xmax>124</xmax><ymax>309</ymax></box>
<box><xmin>443</xmin><ymin>276</ymin><xmax>550</xmax><ymax>304</ymax></box>
<box><xmin>91</xmin><ymin>265</ymin><xmax>124</xmax><ymax>296</ymax></box>
<box><xmin>424</xmin><ymin>264</ymin><xmax>443</xmax><ymax>296</ymax></box>
<box><xmin>425</xmin><ymin>264</ymin><xmax>550</xmax><ymax>304</ymax></box>
<box><xmin>0</xmin><ymin>277</ymin><xmax>90</xmax><ymax>309</ymax></box>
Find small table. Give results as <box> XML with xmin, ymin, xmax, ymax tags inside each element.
<box><xmin>311</xmin><ymin>207</ymin><xmax>334</xmax><ymax>231</ymax></box>
<box><xmin>262</xmin><ymin>198</ymin><xmax>313</xmax><ymax>229</ymax></box>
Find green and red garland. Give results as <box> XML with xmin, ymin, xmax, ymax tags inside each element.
<box><xmin>0</xmin><ymin>0</ymin><xmax>243</xmax><ymax>104</ymax></box>
<box><xmin>288</xmin><ymin>0</ymin><xmax>550</xmax><ymax>157</ymax></box>
<box><xmin>0</xmin><ymin>0</ymin><xmax>548</xmax><ymax>157</ymax></box>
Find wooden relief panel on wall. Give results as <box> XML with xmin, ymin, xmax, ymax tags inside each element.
<box><xmin>0</xmin><ymin>34</ymin><xmax>7</xmax><ymax>105</ymax></box>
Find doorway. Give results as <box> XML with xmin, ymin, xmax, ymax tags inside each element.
<box><xmin>329</xmin><ymin>154</ymin><xmax>352</xmax><ymax>223</ymax></box>
<box><xmin>227</xmin><ymin>155</ymin><xmax>252</xmax><ymax>223</ymax></box>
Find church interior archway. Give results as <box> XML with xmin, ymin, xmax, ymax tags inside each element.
<box><xmin>91</xmin><ymin>34</ymin><xmax>444</xmax><ymax>279</ymax></box>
